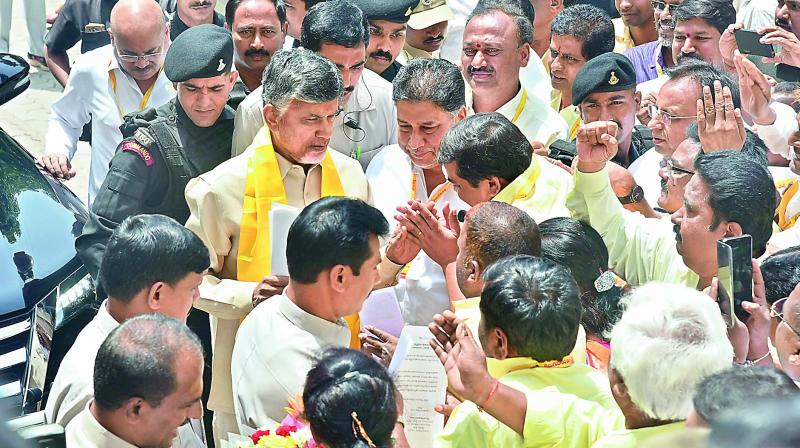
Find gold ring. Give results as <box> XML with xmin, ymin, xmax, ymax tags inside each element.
<box><xmin>706</xmin><ymin>107</ymin><xmax>715</xmax><ymax>114</ymax></box>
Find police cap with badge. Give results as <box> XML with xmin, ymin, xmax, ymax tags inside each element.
<box><xmin>349</xmin><ymin>0</ymin><xmax>417</xmax><ymax>22</ymax></box>
<box><xmin>407</xmin><ymin>0</ymin><xmax>454</xmax><ymax>30</ymax></box>
<box><xmin>571</xmin><ymin>52</ymin><xmax>637</xmax><ymax>106</ymax></box>
<box><xmin>164</xmin><ymin>23</ymin><xmax>233</xmax><ymax>82</ymax></box>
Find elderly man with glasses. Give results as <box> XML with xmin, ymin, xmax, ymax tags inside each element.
<box><xmin>40</xmin><ymin>0</ymin><xmax>175</xmax><ymax>205</ymax></box>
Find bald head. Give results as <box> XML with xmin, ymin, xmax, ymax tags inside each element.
<box><xmin>464</xmin><ymin>202</ymin><xmax>541</xmax><ymax>269</ymax></box>
<box><xmin>109</xmin><ymin>0</ymin><xmax>169</xmax><ymax>81</ymax></box>
<box><xmin>110</xmin><ymin>0</ymin><xmax>167</xmax><ymax>39</ymax></box>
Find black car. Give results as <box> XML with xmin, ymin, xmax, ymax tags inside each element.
<box><xmin>0</xmin><ymin>54</ymin><xmax>97</xmax><ymax>419</ymax></box>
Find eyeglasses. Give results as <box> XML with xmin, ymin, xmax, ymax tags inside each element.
<box><xmin>651</xmin><ymin>0</ymin><xmax>678</xmax><ymax>12</ymax></box>
<box><xmin>648</xmin><ymin>105</ymin><xmax>696</xmax><ymax>125</ymax></box>
<box><xmin>115</xmin><ymin>39</ymin><xmax>166</xmax><ymax>64</ymax></box>
<box><xmin>661</xmin><ymin>158</ymin><xmax>695</xmax><ymax>184</ymax></box>
<box><xmin>770</xmin><ymin>297</ymin><xmax>800</xmax><ymax>339</ymax></box>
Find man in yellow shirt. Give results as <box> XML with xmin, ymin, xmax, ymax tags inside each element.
<box><xmin>435</xmin><ymin>255</ymin><xmax>621</xmax><ymax>447</ymax></box>
<box><xmin>548</xmin><ymin>4</ymin><xmax>615</xmax><ymax>140</ymax></box>
<box><xmin>593</xmin><ymin>283</ymin><xmax>733</xmax><ymax>446</ymax></box>
<box><xmin>568</xmin><ymin>120</ymin><xmax>776</xmax><ymax>289</ymax></box>
<box><xmin>437</xmin><ymin>112</ymin><xmax>572</xmax><ymax>223</ymax></box>
<box><xmin>184</xmin><ymin>49</ymin><xmax>408</xmax><ymax>442</ymax></box>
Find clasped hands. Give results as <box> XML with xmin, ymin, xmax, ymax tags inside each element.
<box><xmin>385</xmin><ymin>199</ymin><xmax>461</xmax><ymax>268</ymax></box>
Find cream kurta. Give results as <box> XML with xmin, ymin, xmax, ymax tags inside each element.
<box><xmin>613</xmin><ymin>18</ymin><xmax>635</xmax><ymax>54</ymax></box>
<box><xmin>468</xmin><ymin>85</ymin><xmax>568</xmax><ymax>148</ymax></box>
<box><xmin>66</xmin><ymin>403</ymin><xmax>138</xmax><ymax>448</ymax></box>
<box><xmin>185</xmin><ymin>139</ymin><xmax>402</xmax><ymax>419</ymax></box>
<box><xmin>231</xmin><ymin>292</ymin><xmax>351</xmax><ymax>430</ymax></box>
<box><xmin>46</xmin><ymin>301</ymin><xmax>205</xmax><ymax>447</ymax></box>
<box><xmin>231</xmin><ymin>69</ymin><xmax>397</xmax><ymax>169</ymax></box>
<box><xmin>366</xmin><ymin>144</ymin><xmax>470</xmax><ymax>325</ymax></box>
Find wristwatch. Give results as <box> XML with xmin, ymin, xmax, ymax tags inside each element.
<box><xmin>617</xmin><ymin>185</ymin><xmax>644</xmax><ymax>204</ymax></box>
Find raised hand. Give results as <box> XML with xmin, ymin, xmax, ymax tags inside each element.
<box><xmin>735</xmin><ymin>52</ymin><xmax>776</xmax><ymax>126</ymax></box>
<box><xmin>252</xmin><ymin>275</ymin><xmax>289</xmax><ymax>308</ymax></box>
<box><xmin>429</xmin><ymin>321</ymin><xmax>492</xmax><ymax>403</ymax></box>
<box><xmin>575</xmin><ymin>121</ymin><xmax>619</xmax><ymax>173</ymax></box>
<box><xmin>385</xmin><ymin>223</ymin><xmax>422</xmax><ymax>265</ymax></box>
<box><xmin>696</xmin><ymin>80</ymin><xmax>746</xmax><ymax>152</ymax></box>
<box><xmin>758</xmin><ymin>25</ymin><xmax>800</xmax><ymax>67</ymax></box>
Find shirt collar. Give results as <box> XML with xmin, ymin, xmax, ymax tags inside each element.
<box><xmin>96</xmin><ymin>300</ymin><xmax>122</xmax><ymax>337</ymax></box>
<box><xmin>79</xmin><ymin>402</ymin><xmax>139</xmax><ymax>448</ymax></box>
<box><xmin>277</xmin><ymin>293</ymin><xmax>350</xmax><ymax>344</ymax></box>
<box><xmin>274</xmin><ymin>146</ymin><xmax>325</xmax><ymax>181</ymax></box>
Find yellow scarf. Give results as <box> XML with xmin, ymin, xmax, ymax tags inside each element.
<box><xmin>492</xmin><ymin>155</ymin><xmax>542</xmax><ymax>206</ymax></box>
<box><xmin>777</xmin><ymin>178</ymin><xmax>800</xmax><ymax>231</ymax></box>
<box><xmin>236</xmin><ymin>127</ymin><xmax>361</xmax><ymax>348</ymax></box>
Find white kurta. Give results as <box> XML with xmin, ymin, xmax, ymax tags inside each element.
<box><xmin>231</xmin><ymin>69</ymin><xmax>397</xmax><ymax>169</ymax></box>
<box><xmin>231</xmin><ymin>292</ymin><xmax>351</xmax><ymax>431</ymax></box>
<box><xmin>44</xmin><ymin>45</ymin><xmax>174</xmax><ymax>204</ymax></box>
<box><xmin>366</xmin><ymin>145</ymin><xmax>470</xmax><ymax>325</ymax></box>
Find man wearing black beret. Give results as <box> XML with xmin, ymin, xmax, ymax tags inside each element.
<box><xmin>76</xmin><ymin>27</ymin><xmax>238</xmax><ymax>441</ymax></box>
<box><xmin>572</xmin><ymin>51</ymin><xmax>654</xmax><ymax>169</ymax></box>
<box><xmin>350</xmin><ymin>0</ymin><xmax>416</xmax><ymax>82</ymax></box>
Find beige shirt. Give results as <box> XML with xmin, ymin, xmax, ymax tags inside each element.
<box><xmin>185</xmin><ymin>141</ymin><xmax>400</xmax><ymax>416</ymax></box>
<box><xmin>231</xmin><ymin>292</ymin><xmax>351</xmax><ymax>430</ymax></box>
<box><xmin>468</xmin><ymin>85</ymin><xmax>568</xmax><ymax>148</ymax></box>
<box><xmin>613</xmin><ymin>18</ymin><xmax>635</xmax><ymax>53</ymax></box>
<box><xmin>397</xmin><ymin>44</ymin><xmax>438</xmax><ymax>64</ymax></box>
<box><xmin>44</xmin><ymin>301</ymin><xmax>205</xmax><ymax>447</ymax></box>
<box><xmin>66</xmin><ymin>404</ymin><xmax>137</xmax><ymax>448</ymax></box>
<box><xmin>231</xmin><ymin>69</ymin><xmax>397</xmax><ymax>169</ymax></box>
<box><xmin>45</xmin><ymin>300</ymin><xmax>118</xmax><ymax>427</ymax></box>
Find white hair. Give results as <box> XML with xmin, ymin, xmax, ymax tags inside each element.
<box><xmin>610</xmin><ymin>283</ymin><xmax>734</xmax><ymax>421</ymax></box>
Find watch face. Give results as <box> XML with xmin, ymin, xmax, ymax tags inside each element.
<box><xmin>631</xmin><ymin>185</ymin><xmax>644</xmax><ymax>203</ymax></box>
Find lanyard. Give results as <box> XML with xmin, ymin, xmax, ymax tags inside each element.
<box><xmin>411</xmin><ymin>172</ymin><xmax>451</xmax><ymax>202</ymax></box>
<box><xmin>510</xmin><ymin>88</ymin><xmax>527</xmax><ymax>124</ymax></box>
<box><xmin>108</xmin><ymin>68</ymin><xmax>160</xmax><ymax>119</ymax></box>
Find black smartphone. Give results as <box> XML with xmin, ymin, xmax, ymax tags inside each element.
<box><xmin>548</xmin><ymin>139</ymin><xmax>577</xmax><ymax>166</ymax></box>
<box><xmin>716</xmin><ymin>235</ymin><xmax>753</xmax><ymax>327</ymax></box>
<box><xmin>734</xmin><ymin>29</ymin><xmax>775</xmax><ymax>58</ymax></box>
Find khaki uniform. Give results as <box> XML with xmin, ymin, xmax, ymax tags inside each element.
<box><xmin>184</xmin><ymin>139</ymin><xmax>402</xmax><ymax>439</ymax></box>
<box><xmin>397</xmin><ymin>43</ymin><xmax>438</xmax><ymax>64</ymax></box>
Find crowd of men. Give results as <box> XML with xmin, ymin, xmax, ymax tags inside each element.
<box><xmin>7</xmin><ymin>0</ymin><xmax>800</xmax><ymax>446</ymax></box>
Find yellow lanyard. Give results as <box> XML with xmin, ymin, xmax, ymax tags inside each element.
<box><xmin>108</xmin><ymin>68</ymin><xmax>160</xmax><ymax>119</ymax></box>
<box><xmin>510</xmin><ymin>88</ymin><xmax>527</xmax><ymax>124</ymax></box>
<box><xmin>410</xmin><ymin>172</ymin><xmax>451</xmax><ymax>202</ymax></box>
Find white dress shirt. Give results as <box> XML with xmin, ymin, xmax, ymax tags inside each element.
<box><xmin>232</xmin><ymin>69</ymin><xmax>397</xmax><ymax>169</ymax></box>
<box><xmin>366</xmin><ymin>145</ymin><xmax>470</xmax><ymax>325</ymax></box>
<box><xmin>231</xmin><ymin>292</ymin><xmax>351</xmax><ymax>431</ymax></box>
<box><xmin>45</xmin><ymin>45</ymin><xmax>174</xmax><ymax>204</ymax></box>
<box><xmin>44</xmin><ymin>300</ymin><xmax>205</xmax><ymax>448</ymax></box>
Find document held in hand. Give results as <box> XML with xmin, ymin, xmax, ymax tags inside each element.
<box><xmin>269</xmin><ymin>203</ymin><xmax>302</xmax><ymax>276</ymax></box>
<box><xmin>359</xmin><ymin>287</ymin><xmax>405</xmax><ymax>337</ymax></box>
<box><xmin>388</xmin><ymin>326</ymin><xmax>447</xmax><ymax>447</ymax></box>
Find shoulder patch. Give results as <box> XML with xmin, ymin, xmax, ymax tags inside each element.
<box><xmin>133</xmin><ymin>128</ymin><xmax>155</xmax><ymax>147</ymax></box>
<box><xmin>121</xmin><ymin>140</ymin><xmax>155</xmax><ymax>167</ymax></box>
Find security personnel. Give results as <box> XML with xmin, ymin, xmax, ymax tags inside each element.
<box><xmin>571</xmin><ymin>52</ymin><xmax>654</xmax><ymax>169</ymax></box>
<box><xmin>75</xmin><ymin>23</ymin><xmax>237</xmax><ymax>446</ymax></box>
<box><xmin>76</xmin><ymin>24</ymin><xmax>237</xmax><ymax>277</ymax></box>
<box><xmin>349</xmin><ymin>0</ymin><xmax>416</xmax><ymax>82</ymax></box>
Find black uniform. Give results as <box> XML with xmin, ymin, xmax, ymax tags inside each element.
<box><xmin>612</xmin><ymin>125</ymin><xmax>654</xmax><ymax>168</ymax></box>
<box><xmin>76</xmin><ymin>98</ymin><xmax>234</xmax><ymax>277</ymax></box>
<box><xmin>378</xmin><ymin>60</ymin><xmax>403</xmax><ymax>83</ymax></box>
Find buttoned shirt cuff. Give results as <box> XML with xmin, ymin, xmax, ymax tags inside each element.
<box><xmin>195</xmin><ymin>279</ymin><xmax>258</xmax><ymax>320</ymax></box>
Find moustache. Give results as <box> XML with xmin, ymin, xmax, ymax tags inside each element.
<box><xmin>673</xmin><ymin>224</ymin><xmax>682</xmax><ymax>242</ymax></box>
<box><xmin>244</xmin><ymin>48</ymin><xmax>270</xmax><ymax>58</ymax></box>
<box><xmin>777</xmin><ymin>18</ymin><xmax>792</xmax><ymax>31</ymax></box>
<box><xmin>467</xmin><ymin>66</ymin><xmax>494</xmax><ymax>75</ymax></box>
<box><xmin>660</xmin><ymin>178</ymin><xmax>668</xmax><ymax>193</ymax></box>
<box><xmin>370</xmin><ymin>50</ymin><xmax>393</xmax><ymax>61</ymax></box>
<box><xmin>190</xmin><ymin>0</ymin><xmax>212</xmax><ymax>7</ymax></box>
<box><xmin>677</xmin><ymin>52</ymin><xmax>703</xmax><ymax>63</ymax></box>
<box><xmin>424</xmin><ymin>35</ymin><xmax>444</xmax><ymax>44</ymax></box>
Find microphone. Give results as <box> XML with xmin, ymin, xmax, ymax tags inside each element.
<box><xmin>344</xmin><ymin>117</ymin><xmax>363</xmax><ymax>131</ymax></box>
